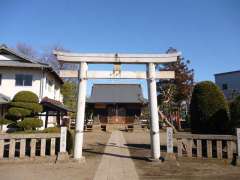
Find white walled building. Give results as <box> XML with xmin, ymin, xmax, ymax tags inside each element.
<box><xmin>0</xmin><ymin>45</ymin><xmax>63</xmax><ymax>101</ymax></box>
<box><xmin>215</xmin><ymin>70</ymin><xmax>240</xmax><ymax>100</ymax></box>
<box><xmin>0</xmin><ymin>44</ymin><xmax>68</xmax><ymax>128</ymax></box>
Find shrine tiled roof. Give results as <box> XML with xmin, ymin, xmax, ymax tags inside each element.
<box><xmin>87</xmin><ymin>84</ymin><xmax>147</xmax><ymax>104</ymax></box>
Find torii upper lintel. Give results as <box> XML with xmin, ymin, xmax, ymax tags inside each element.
<box><xmin>54</xmin><ymin>51</ymin><xmax>181</xmax><ymax>64</ymax></box>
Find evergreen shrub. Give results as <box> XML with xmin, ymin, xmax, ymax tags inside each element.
<box><xmin>190</xmin><ymin>81</ymin><xmax>230</xmax><ymax>134</ymax></box>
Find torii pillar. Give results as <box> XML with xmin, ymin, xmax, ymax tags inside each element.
<box><xmin>147</xmin><ymin>63</ymin><xmax>161</xmax><ymax>159</ymax></box>
<box><xmin>74</xmin><ymin>62</ymin><xmax>88</xmax><ymax>159</ymax></box>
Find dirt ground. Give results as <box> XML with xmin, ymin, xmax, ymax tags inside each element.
<box><xmin>123</xmin><ymin>130</ymin><xmax>240</xmax><ymax>180</ymax></box>
<box><xmin>1</xmin><ymin>129</ymin><xmax>240</xmax><ymax>180</ymax></box>
<box><xmin>0</xmin><ymin>131</ymin><xmax>111</xmax><ymax>180</ymax></box>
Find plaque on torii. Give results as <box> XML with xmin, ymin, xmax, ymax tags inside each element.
<box><xmin>54</xmin><ymin>51</ymin><xmax>180</xmax><ymax>161</ymax></box>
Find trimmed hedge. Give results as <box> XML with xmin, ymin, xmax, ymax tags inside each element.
<box><xmin>7</xmin><ymin>91</ymin><xmax>43</xmax><ymax>122</ymax></box>
<box><xmin>18</xmin><ymin>118</ymin><xmax>43</xmax><ymax>130</ymax></box>
<box><xmin>229</xmin><ymin>96</ymin><xmax>240</xmax><ymax>131</ymax></box>
<box><xmin>42</xmin><ymin>127</ymin><xmax>60</xmax><ymax>133</ymax></box>
<box><xmin>0</xmin><ymin>119</ymin><xmax>13</xmax><ymax>125</ymax></box>
<box><xmin>10</xmin><ymin>102</ymin><xmax>43</xmax><ymax>113</ymax></box>
<box><xmin>190</xmin><ymin>81</ymin><xmax>230</xmax><ymax>134</ymax></box>
<box><xmin>8</xmin><ymin>107</ymin><xmax>31</xmax><ymax>117</ymax></box>
<box><xmin>13</xmin><ymin>91</ymin><xmax>39</xmax><ymax>103</ymax></box>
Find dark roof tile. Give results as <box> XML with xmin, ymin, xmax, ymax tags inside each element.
<box><xmin>87</xmin><ymin>84</ymin><xmax>147</xmax><ymax>103</ymax></box>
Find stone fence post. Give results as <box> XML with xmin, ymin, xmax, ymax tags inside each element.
<box><xmin>60</xmin><ymin>126</ymin><xmax>67</xmax><ymax>153</ymax></box>
<box><xmin>236</xmin><ymin>128</ymin><xmax>240</xmax><ymax>165</ymax></box>
<box><xmin>57</xmin><ymin>126</ymin><xmax>69</xmax><ymax>161</ymax></box>
<box><xmin>167</xmin><ymin>127</ymin><xmax>173</xmax><ymax>153</ymax></box>
<box><xmin>166</xmin><ymin>127</ymin><xmax>175</xmax><ymax>160</ymax></box>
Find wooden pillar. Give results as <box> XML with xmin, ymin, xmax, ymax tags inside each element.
<box><xmin>57</xmin><ymin>111</ymin><xmax>60</xmax><ymax>127</ymax></box>
<box><xmin>74</xmin><ymin>62</ymin><xmax>88</xmax><ymax>160</ymax></box>
<box><xmin>45</xmin><ymin>111</ymin><xmax>49</xmax><ymax>128</ymax></box>
<box><xmin>147</xmin><ymin>63</ymin><xmax>160</xmax><ymax>160</ymax></box>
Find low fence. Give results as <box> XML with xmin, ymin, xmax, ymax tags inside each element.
<box><xmin>174</xmin><ymin>133</ymin><xmax>236</xmax><ymax>159</ymax></box>
<box><xmin>0</xmin><ymin>126</ymin><xmax>239</xmax><ymax>161</ymax></box>
<box><xmin>163</xmin><ymin>127</ymin><xmax>240</xmax><ymax>160</ymax></box>
<box><xmin>0</xmin><ymin>127</ymin><xmax>67</xmax><ymax>160</ymax></box>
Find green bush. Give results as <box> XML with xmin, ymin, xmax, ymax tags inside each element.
<box><xmin>13</xmin><ymin>91</ymin><xmax>39</xmax><ymax>103</ymax></box>
<box><xmin>17</xmin><ymin>118</ymin><xmax>43</xmax><ymax>130</ymax></box>
<box><xmin>10</xmin><ymin>102</ymin><xmax>43</xmax><ymax>113</ymax></box>
<box><xmin>190</xmin><ymin>81</ymin><xmax>230</xmax><ymax>134</ymax></box>
<box><xmin>8</xmin><ymin>107</ymin><xmax>31</xmax><ymax>117</ymax></box>
<box><xmin>6</xmin><ymin>91</ymin><xmax>43</xmax><ymax>129</ymax></box>
<box><xmin>229</xmin><ymin>96</ymin><xmax>240</xmax><ymax>131</ymax></box>
<box><xmin>0</xmin><ymin>119</ymin><xmax>13</xmax><ymax>125</ymax></box>
<box><xmin>42</xmin><ymin>127</ymin><xmax>60</xmax><ymax>133</ymax></box>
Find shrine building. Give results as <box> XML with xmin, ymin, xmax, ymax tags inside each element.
<box><xmin>86</xmin><ymin>84</ymin><xmax>147</xmax><ymax>124</ymax></box>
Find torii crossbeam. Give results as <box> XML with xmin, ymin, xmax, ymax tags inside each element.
<box><xmin>54</xmin><ymin>51</ymin><xmax>180</xmax><ymax>161</ymax></box>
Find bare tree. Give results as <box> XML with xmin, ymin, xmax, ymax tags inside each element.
<box><xmin>15</xmin><ymin>43</ymin><xmax>77</xmax><ymax>72</ymax></box>
<box><xmin>40</xmin><ymin>45</ymin><xmax>64</xmax><ymax>70</ymax></box>
<box><xmin>41</xmin><ymin>44</ymin><xmax>79</xmax><ymax>72</ymax></box>
<box><xmin>16</xmin><ymin>43</ymin><xmax>37</xmax><ymax>58</ymax></box>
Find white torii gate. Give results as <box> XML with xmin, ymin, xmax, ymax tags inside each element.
<box><xmin>54</xmin><ymin>52</ymin><xmax>180</xmax><ymax>160</ymax></box>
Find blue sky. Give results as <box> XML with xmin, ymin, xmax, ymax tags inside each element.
<box><xmin>1</xmin><ymin>0</ymin><xmax>240</xmax><ymax>97</ymax></box>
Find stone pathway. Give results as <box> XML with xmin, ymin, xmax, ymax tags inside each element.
<box><xmin>93</xmin><ymin>131</ymin><xmax>139</xmax><ymax>180</ymax></box>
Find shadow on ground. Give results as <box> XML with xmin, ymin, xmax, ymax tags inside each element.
<box><xmin>83</xmin><ymin>148</ymin><xmax>149</xmax><ymax>161</ymax></box>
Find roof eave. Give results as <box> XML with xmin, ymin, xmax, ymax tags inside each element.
<box><xmin>214</xmin><ymin>70</ymin><xmax>240</xmax><ymax>76</ymax></box>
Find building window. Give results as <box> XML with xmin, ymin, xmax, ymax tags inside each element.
<box><xmin>0</xmin><ymin>74</ymin><xmax>2</xmax><ymax>85</ymax></box>
<box><xmin>222</xmin><ymin>83</ymin><xmax>228</xmax><ymax>90</ymax></box>
<box><xmin>15</xmin><ymin>74</ymin><xmax>33</xmax><ymax>86</ymax></box>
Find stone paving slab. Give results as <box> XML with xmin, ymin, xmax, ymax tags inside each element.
<box><xmin>93</xmin><ymin>131</ymin><xmax>139</xmax><ymax>180</ymax></box>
